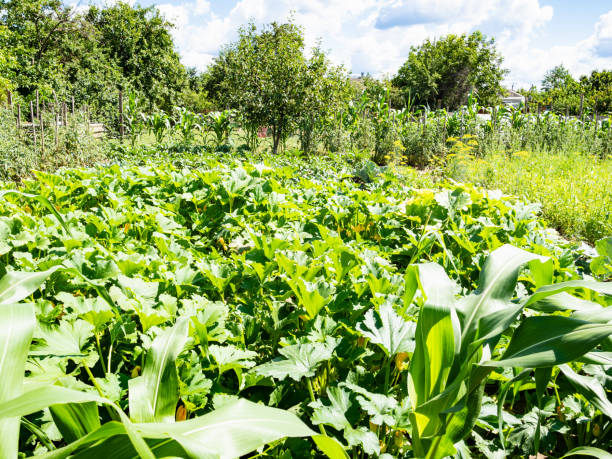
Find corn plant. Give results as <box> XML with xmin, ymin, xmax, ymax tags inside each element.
<box><xmin>146</xmin><ymin>110</ymin><xmax>171</xmax><ymax>144</ymax></box>
<box><xmin>124</xmin><ymin>93</ymin><xmax>147</xmax><ymax>146</ymax></box>
<box><xmin>406</xmin><ymin>244</ymin><xmax>612</xmax><ymax>458</ymax></box>
<box><xmin>206</xmin><ymin>109</ymin><xmax>235</xmax><ymax>147</ymax></box>
<box><xmin>173</xmin><ymin>107</ymin><xmax>201</xmax><ymax>144</ymax></box>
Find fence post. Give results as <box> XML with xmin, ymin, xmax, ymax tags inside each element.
<box><xmin>119</xmin><ymin>90</ymin><xmax>124</xmax><ymax>141</ymax></box>
<box><xmin>62</xmin><ymin>101</ymin><xmax>67</xmax><ymax>127</ymax></box>
<box><xmin>39</xmin><ymin>101</ymin><xmax>45</xmax><ymax>153</ymax></box>
<box><xmin>594</xmin><ymin>98</ymin><xmax>598</xmax><ymax>136</ymax></box>
<box><xmin>492</xmin><ymin>105</ymin><xmax>497</xmax><ymax>131</ymax></box>
<box><xmin>579</xmin><ymin>94</ymin><xmax>584</xmax><ymax>121</ymax></box>
<box><xmin>35</xmin><ymin>90</ymin><xmax>40</xmax><ymax>120</ymax></box>
<box><xmin>17</xmin><ymin>104</ymin><xmax>21</xmax><ymax>135</ymax></box>
<box><xmin>55</xmin><ymin>111</ymin><xmax>59</xmax><ymax>147</ymax></box>
<box><xmin>6</xmin><ymin>90</ymin><xmax>12</xmax><ymax>109</ymax></box>
<box><xmin>86</xmin><ymin>104</ymin><xmax>90</xmax><ymax>134</ymax></box>
<box><xmin>30</xmin><ymin>100</ymin><xmax>37</xmax><ymax>149</ymax></box>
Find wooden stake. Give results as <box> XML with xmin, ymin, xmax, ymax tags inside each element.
<box><xmin>594</xmin><ymin>98</ymin><xmax>598</xmax><ymax>135</ymax></box>
<box><xmin>35</xmin><ymin>90</ymin><xmax>40</xmax><ymax>120</ymax></box>
<box><xmin>30</xmin><ymin>101</ymin><xmax>37</xmax><ymax>149</ymax></box>
<box><xmin>579</xmin><ymin>94</ymin><xmax>584</xmax><ymax>120</ymax></box>
<box><xmin>119</xmin><ymin>90</ymin><xmax>124</xmax><ymax>141</ymax></box>
<box><xmin>55</xmin><ymin>111</ymin><xmax>59</xmax><ymax>147</ymax></box>
<box><xmin>7</xmin><ymin>90</ymin><xmax>12</xmax><ymax>109</ymax></box>
<box><xmin>17</xmin><ymin>104</ymin><xmax>21</xmax><ymax>134</ymax></box>
<box><xmin>39</xmin><ymin>103</ymin><xmax>45</xmax><ymax>152</ymax></box>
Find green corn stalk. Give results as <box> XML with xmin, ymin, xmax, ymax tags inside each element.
<box><xmin>406</xmin><ymin>244</ymin><xmax>612</xmax><ymax>459</ymax></box>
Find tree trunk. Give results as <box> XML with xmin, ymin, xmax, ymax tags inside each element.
<box><xmin>272</xmin><ymin>125</ymin><xmax>281</xmax><ymax>155</ymax></box>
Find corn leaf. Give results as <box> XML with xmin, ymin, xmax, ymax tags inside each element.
<box><xmin>129</xmin><ymin>316</ymin><xmax>190</xmax><ymax>423</ymax></box>
<box><xmin>0</xmin><ymin>302</ymin><xmax>36</xmax><ymax>459</ymax></box>
<box><xmin>483</xmin><ymin>316</ymin><xmax>612</xmax><ymax>368</ymax></box>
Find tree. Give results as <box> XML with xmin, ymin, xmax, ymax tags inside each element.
<box><xmin>0</xmin><ymin>25</ymin><xmax>14</xmax><ymax>98</ymax></box>
<box><xmin>541</xmin><ymin>65</ymin><xmax>575</xmax><ymax>92</ymax></box>
<box><xmin>0</xmin><ymin>0</ymin><xmax>75</xmax><ymax>94</ymax></box>
<box><xmin>294</xmin><ymin>46</ymin><xmax>350</xmax><ymax>153</ymax></box>
<box><xmin>215</xmin><ymin>20</ymin><xmax>347</xmax><ymax>154</ymax></box>
<box><xmin>579</xmin><ymin>70</ymin><xmax>612</xmax><ymax>113</ymax></box>
<box><xmin>0</xmin><ymin>0</ymin><xmax>187</xmax><ymax>116</ymax></box>
<box><xmin>85</xmin><ymin>2</ymin><xmax>186</xmax><ymax>111</ymax></box>
<box><xmin>392</xmin><ymin>32</ymin><xmax>507</xmax><ymax>110</ymax></box>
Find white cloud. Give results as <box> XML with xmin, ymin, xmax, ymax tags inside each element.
<box><xmin>151</xmin><ymin>0</ymin><xmax>611</xmax><ymax>88</ymax></box>
<box><xmin>594</xmin><ymin>10</ymin><xmax>612</xmax><ymax>57</ymax></box>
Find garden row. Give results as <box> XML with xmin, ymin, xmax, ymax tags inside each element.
<box><xmin>0</xmin><ymin>155</ymin><xmax>610</xmax><ymax>457</ymax></box>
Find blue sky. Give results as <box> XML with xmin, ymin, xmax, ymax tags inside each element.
<box><xmin>80</xmin><ymin>0</ymin><xmax>612</xmax><ymax>88</ymax></box>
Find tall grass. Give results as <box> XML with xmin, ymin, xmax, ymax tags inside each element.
<box><xmin>443</xmin><ymin>148</ymin><xmax>612</xmax><ymax>244</ymax></box>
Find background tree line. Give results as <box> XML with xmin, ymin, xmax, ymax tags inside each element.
<box><xmin>0</xmin><ymin>0</ymin><xmax>187</xmax><ymax>118</ymax></box>
<box><xmin>521</xmin><ymin>65</ymin><xmax>611</xmax><ymax>115</ymax></box>
<box><xmin>1</xmin><ymin>0</ymin><xmax>609</xmax><ymax>132</ymax></box>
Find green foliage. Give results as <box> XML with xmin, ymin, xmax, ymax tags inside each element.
<box><xmin>0</xmin><ymin>0</ymin><xmax>187</xmax><ymax>119</ymax></box>
<box><xmin>393</xmin><ymin>31</ymin><xmax>507</xmax><ymax>109</ymax></box>
<box><xmin>523</xmin><ymin>68</ymin><xmax>611</xmax><ymax>115</ymax></box>
<box><xmin>442</xmin><ymin>149</ymin><xmax>612</xmax><ymax>243</ymax></box>
<box><xmin>0</xmin><ymin>153</ymin><xmax>608</xmax><ymax>457</ymax></box>
<box><xmin>213</xmin><ymin>19</ymin><xmax>348</xmax><ymax>154</ymax></box>
<box><xmin>542</xmin><ymin>65</ymin><xmax>576</xmax><ymax>92</ymax></box>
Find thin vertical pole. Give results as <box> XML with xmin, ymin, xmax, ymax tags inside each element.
<box><xmin>17</xmin><ymin>104</ymin><xmax>21</xmax><ymax>135</ymax></box>
<box><xmin>30</xmin><ymin>100</ymin><xmax>37</xmax><ymax>149</ymax></box>
<box><xmin>39</xmin><ymin>102</ymin><xmax>45</xmax><ymax>152</ymax></box>
<box><xmin>55</xmin><ymin>111</ymin><xmax>59</xmax><ymax>147</ymax></box>
<box><xmin>579</xmin><ymin>94</ymin><xmax>584</xmax><ymax>121</ymax></box>
<box><xmin>594</xmin><ymin>98</ymin><xmax>598</xmax><ymax>136</ymax></box>
<box><xmin>35</xmin><ymin>90</ymin><xmax>40</xmax><ymax>120</ymax></box>
<box><xmin>119</xmin><ymin>90</ymin><xmax>124</xmax><ymax>141</ymax></box>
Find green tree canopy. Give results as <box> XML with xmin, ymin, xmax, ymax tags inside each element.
<box><xmin>0</xmin><ymin>24</ymin><xmax>14</xmax><ymax>98</ymax></box>
<box><xmin>541</xmin><ymin>65</ymin><xmax>575</xmax><ymax>92</ymax></box>
<box><xmin>212</xmin><ymin>19</ymin><xmax>348</xmax><ymax>154</ymax></box>
<box><xmin>392</xmin><ymin>31</ymin><xmax>507</xmax><ymax>110</ymax></box>
<box><xmin>0</xmin><ymin>0</ymin><xmax>187</xmax><ymax>114</ymax></box>
<box><xmin>85</xmin><ymin>2</ymin><xmax>186</xmax><ymax>110</ymax></box>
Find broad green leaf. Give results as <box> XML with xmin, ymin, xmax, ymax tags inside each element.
<box><xmin>310</xmin><ymin>386</ymin><xmax>352</xmax><ymax>430</ymax></box>
<box><xmin>129</xmin><ymin>317</ymin><xmax>189</xmax><ymax>423</ymax></box>
<box><xmin>0</xmin><ymin>267</ymin><xmax>59</xmax><ymax>304</ymax></box>
<box><xmin>408</xmin><ymin>263</ymin><xmax>458</xmax><ymax>437</ymax></box>
<box><xmin>31</xmin><ymin>319</ymin><xmax>95</xmax><ymax>360</ymax></box>
<box><xmin>559</xmin><ymin>364</ymin><xmax>612</xmax><ymax>419</ymax></box>
<box><xmin>457</xmin><ymin>245</ymin><xmax>546</xmax><ymax>353</ymax></box>
<box><xmin>208</xmin><ymin>344</ymin><xmax>257</xmax><ymax>377</ymax></box>
<box><xmin>50</xmin><ymin>401</ymin><xmax>101</xmax><ymax>443</ymax></box>
<box><xmin>135</xmin><ymin>398</ymin><xmax>317</xmax><ymax>459</ymax></box>
<box><xmin>562</xmin><ymin>446</ymin><xmax>612</xmax><ymax>459</ymax></box>
<box><xmin>483</xmin><ymin>316</ymin><xmax>612</xmax><ymax>368</ymax></box>
<box><xmin>344</xmin><ymin>383</ymin><xmax>398</xmax><ymax>427</ymax></box>
<box><xmin>313</xmin><ymin>434</ymin><xmax>350</xmax><ymax>459</ymax></box>
<box><xmin>356</xmin><ymin>303</ymin><xmax>415</xmax><ymax>356</ymax></box>
<box><xmin>254</xmin><ymin>341</ymin><xmax>335</xmax><ymax>381</ymax></box>
<box><xmin>0</xmin><ymin>385</ymin><xmax>154</xmax><ymax>459</ymax></box>
<box><xmin>0</xmin><ymin>302</ymin><xmax>36</xmax><ymax>459</ymax></box>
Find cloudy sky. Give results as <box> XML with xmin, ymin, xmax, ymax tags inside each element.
<box><xmin>80</xmin><ymin>0</ymin><xmax>612</xmax><ymax>89</ymax></box>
